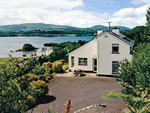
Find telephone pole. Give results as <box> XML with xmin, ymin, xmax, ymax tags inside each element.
<box><xmin>107</xmin><ymin>22</ymin><xmax>112</xmax><ymax>32</ymax></box>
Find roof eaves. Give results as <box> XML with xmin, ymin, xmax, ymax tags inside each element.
<box><xmin>66</xmin><ymin>39</ymin><xmax>94</xmax><ymax>56</ymax></box>
<box><xmin>108</xmin><ymin>32</ymin><xmax>134</xmax><ymax>46</ymax></box>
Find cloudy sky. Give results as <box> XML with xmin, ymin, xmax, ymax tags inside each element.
<box><xmin>0</xmin><ymin>0</ymin><xmax>150</xmax><ymax>29</ymax></box>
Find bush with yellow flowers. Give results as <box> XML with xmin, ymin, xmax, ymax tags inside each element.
<box><xmin>52</xmin><ymin>61</ymin><xmax>64</xmax><ymax>73</ymax></box>
<box><xmin>27</xmin><ymin>80</ymin><xmax>49</xmax><ymax>98</ymax></box>
<box><xmin>19</xmin><ymin>73</ymin><xmax>39</xmax><ymax>89</ymax></box>
<box><xmin>43</xmin><ymin>62</ymin><xmax>53</xmax><ymax>74</ymax></box>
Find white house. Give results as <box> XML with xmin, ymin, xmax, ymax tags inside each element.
<box><xmin>67</xmin><ymin>28</ymin><xmax>134</xmax><ymax>76</ymax></box>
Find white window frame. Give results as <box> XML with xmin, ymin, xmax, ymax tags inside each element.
<box><xmin>78</xmin><ymin>58</ymin><xmax>87</xmax><ymax>66</ymax></box>
<box><xmin>112</xmin><ymin>61</ymin><xmax>119</xmax><ymax>74</ymax></box>
<box><xmin>112</xmin><ymin>44</ymin><xmax>119</xmax><ymax>54</ymax></box>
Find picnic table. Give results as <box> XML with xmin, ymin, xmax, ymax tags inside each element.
<box><xmin>73</xmin><ymin>69</ymin><xmax>84</xmax><ymax>77</ymax></box>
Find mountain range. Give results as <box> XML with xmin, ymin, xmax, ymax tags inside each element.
<box><xmin>0</xmin><ymin>23</ymin><xmax>131</xmax><ymax>32</ymax></box>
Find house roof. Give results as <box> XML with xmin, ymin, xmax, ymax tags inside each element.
<box><xmin>67</xmin><ymin>30</ymin><xmax>134</xmax><ymax>55</ymax></box>
<box><xmin>95</xmin><ymin>30</ymin><xmax>135</xmax><ymax>46</ymax></box>
<box><xmin>66</xmin><ymin>39</ymin><xmax>94</xmax><ymax>55</ymax></box>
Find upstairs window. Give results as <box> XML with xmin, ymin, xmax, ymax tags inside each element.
<box><xmin>112</xmin><ymin>44</ymin><xmax>119</xmax><ymax>54</ymax></box>
<box><xmin>78</xmin><ymin>58</ymin><xmax>87</xmax><ymax>66</ymax></box>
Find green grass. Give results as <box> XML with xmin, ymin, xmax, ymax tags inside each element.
<box><xmin>122</xmin><ymin>107</ymin><xmax>131</xmax><ymax>113</ymax></box>
<box><xmin>0</xmin><ymin>57</ymin><xmax>23</xmax><ymax>65</ymax></box>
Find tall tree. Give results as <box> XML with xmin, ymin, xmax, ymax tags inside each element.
<box><xmin>146</xmin><ymin>6</ymin><xmax>150</xmax><ymax>26</ymax></box>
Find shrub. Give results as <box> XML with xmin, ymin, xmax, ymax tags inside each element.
<box><xmin>27</xmin><ymin>95</ymin><xmax>36</xmax><ymax>107</ymax></box>
<box><xmin>45</xmin><ymin>67</ymin><xmax>53</xmax><ymax>73</ymax></box>
<box><xmin>19</xmin><ymin>73</ymin><xmax>39</xmax><ymax>89</ymax></box>
<box><xmin>52</xmin><ymin>61</ymin><xmax>63</xmax><ymax>73</ymax></box>
<box><xmin>43</xmin><ymin>62</ymin><xmax>52</xmax><ymax>68</ymax></box>
<box><xmin>44</xmin><ymin>72</ymin><xmax>52</xmax><ymax>82</ymax></box>
<box><xmin>25</xmin><ymin>73</ymin><xmax>39</xmax><ymax>81</ymax></box>
<box><xmin>39</xmin><ymin>75</ymin><xmax>46</xmax><ymax>81</ymax></box>
<box><xmin>27</xmin><ymin>80</ymin><xmax>49</xmax><ymax>98</ymax></box>
<box><xmin>43</xmin><ymin>62</ymin><xmax>53</xmax><ymax>75</ymax></box>
<box><xmin>38</xmin><ymin>66</ymin><xmax>46</xmax><ymax>75</ymax></box>
<box><xmin>59</xmin><ymin>59</ymin><xmax>64</xmax><ymax>64</ymax></box>
<box><xmin>62</xmin><ymin>64</ymin><xmax>69</xmax><ymax>71</ymax></box>
<box><xmin>30</xmin><ymin>65</ymin><xmax>46</xmax><ymax>75</ymax></box>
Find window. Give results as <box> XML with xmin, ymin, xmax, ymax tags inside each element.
<box><xmin>130</xmin><ymin>46</ymin><xmax>133</xmax><ymax>55</ymax></box>
<box><xmin>112</xmin><ymin>61</ymin><xmax>119</xmax><ymax>74</ymax></box>
<box><xmin>78</xmin><ymin>58</ymin><xmax>87</xmax><ymax>65</ymax></box>
<box><xmin>112</xmin><ymin>44</ymin><xmax>119</xmax><ymax>54</ymax></box>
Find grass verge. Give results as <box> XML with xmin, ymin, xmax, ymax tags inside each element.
<box><xmin>0</xmin><ymin>57</ymin><xmax>23</xmax><ymax>65</ymax></box>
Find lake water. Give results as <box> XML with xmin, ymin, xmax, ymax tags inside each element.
<box><xmin>0</xmin><ymin>36</ymin><xmax>94</xmax><ymax>58</ymax></box>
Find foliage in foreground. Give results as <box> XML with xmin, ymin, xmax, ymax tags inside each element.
<box><xmin>0</xmin><ymin>58</ymin><xmax>49</xmax><ymax>113</ymax></box>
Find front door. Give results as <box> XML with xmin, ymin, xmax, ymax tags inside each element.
<box><xmin>93</xmin><ymin>58</ymin><xmax>97</xmax><ymax>72</ymax></box>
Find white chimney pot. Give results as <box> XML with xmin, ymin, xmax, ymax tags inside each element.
<box><xmin>97</xmin><ymin>29</ymin><xmax>103</xmax><ymax>35</ymax></box>
<box><xmin>112</xmin><ymin>28</ymin><xmax>119</xmax><ymax>35</ymax></box>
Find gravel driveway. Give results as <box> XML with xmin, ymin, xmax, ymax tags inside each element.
<box><xmin>28</xmin><ymin>72</ymin><xmax>126</xmax><ymax>113</ymax></box>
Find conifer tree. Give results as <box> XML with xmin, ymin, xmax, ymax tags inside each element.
<box><xmin>146</xmin><ymin>6</ymin><xmax>150</xmax><ymax>26</ymax></box>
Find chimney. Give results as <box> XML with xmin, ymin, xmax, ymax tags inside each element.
<box><xmin>97</xmin><ymin>29</ymin><xmax>103</xmax><ymax>35</ymax></box>
<box><xmin>112</xmin><ymin>28</ymin><xmax>119</xmax><ymax>35</ymax></box>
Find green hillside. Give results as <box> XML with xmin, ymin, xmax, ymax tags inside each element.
<box><xmin>0</xmin><ymin>23</ymin><xmax>131</xmax><ymax>32</ymax></box>
<box><xmin>88</xmin><ymin>25</ymin><xmax>131</xmax><ymax>31</ymax></box>
<box><xmin>0</xmin><ymin>23</ymin><xmax>78</xmax><ymax>32</ymax></box>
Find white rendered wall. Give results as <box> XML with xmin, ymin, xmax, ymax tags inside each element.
<box><xmin>69</xmin><ymin>39</ymin><xmax>97</xmax><ymax>71</ymax></box>
<box><xmin>97</xmin><ymin>32</ymin><xmax>132</xmax><ymax>75</ymax></box>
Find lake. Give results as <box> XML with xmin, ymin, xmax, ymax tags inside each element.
<box><xmin>0</xmin><ymin>36</ymin><xmax>94</xmax><ymax>58</ymax></box>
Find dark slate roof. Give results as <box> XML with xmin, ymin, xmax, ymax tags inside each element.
<box><xmin>95</xmin><ymin>30</ymin><xmax>135</xmax><ymax>46</ymax></box>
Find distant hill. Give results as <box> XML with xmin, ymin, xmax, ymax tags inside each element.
<box><xmin>0</xmin><ymin>23</ymin><xmax>131</xmax><ymax>32</ymax></box>
<box><xmin>88</xmin><ymin>25</ymin><xmax>131</xmax><ymax>31</ymax></box>
<box><xmin>0</xmin><ymin>23</ymin><xmax>78</xmax><ymax>32</ymax></box>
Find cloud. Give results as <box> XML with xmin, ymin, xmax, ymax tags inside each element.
<box><xmin>100</xmin><ymin>13</ymin><xmax>108</xmax><ymax>17</ymax></box>
<box><xmin>0</xmin><ymin>7</ymin><xmax>108</xmax><ymax>28</ymax></box>
<box><xmin>0</xmin><ymin>0</ymin><xmax>84</xmax><ymax>10</ymax></box>
<box><xmin>0</xmin><ymin>0</ymin><xmax>149</xmax><ymax>29</ymax></box>
<box><xmin>130</xmin><ymin>0</ymin><xmax>150</xmax><ymax>4</ymax></box>
<box><xmin>110</xmin><ymin>5</ymin><xmax>150</xmax><ymax>28</ymax></box>
<box><xmin>109</xmin><ymin>17</ymin><xmax>145</xmax><ymax>28</ymax></box>
<box><xmin>113</xmin><ymin>5</ymin><xmax>149</xmax><ymax>18</ymax></box>
<box><xmin>113</xmin><ymin>8</ymin><xmax>136</xmax><ymax>18</ymax></box>
<box><xmin>109</xmin><ymin>1</ymin><xmax>115</xmax><ymax>4</ymax></box>
<box><xmin>130</xmin><ymin>0</ymin><xmax>142</xmax><ymax>4</ymax></box>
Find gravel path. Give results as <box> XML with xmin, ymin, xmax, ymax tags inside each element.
<box><xmin>28</xmin><ymin>71</ymin><xmax>126</xmax><ymax>113</ymax></box>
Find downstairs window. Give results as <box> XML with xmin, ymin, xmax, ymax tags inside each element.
<box><xmin>78</xmin><ymin>58</ymin><xmax>87</xmax><ymax>66</ymax></box>
<box><xmin>112</xmin><ymin>61</ymin><xmax>119</xmax><ymax>74</ymax></box>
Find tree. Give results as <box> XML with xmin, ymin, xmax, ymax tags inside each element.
<box><xmin>22</xmin><ymin>43</ymin><xmax>37</xmax><ymax>51</ymax></box>
<box><xmin>146</xmin><ymin>6</ymin><xmax>150</xmax><ymax>26</ymax></box>
<box><xmin>138</xmin><ymin>6</ymin><xmax>150</xmax><ymax>44</ymax></box>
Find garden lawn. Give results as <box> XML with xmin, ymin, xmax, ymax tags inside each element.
<box><xmin>0</xmin><ymin>57</ymin><xmax>23</xmax><ymax>65</ymax></box>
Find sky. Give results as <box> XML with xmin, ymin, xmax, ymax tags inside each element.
<box><xmin>0</xmin><ymin>0</ymin><xmax>150</xmax><ymax>29</ymax></box>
